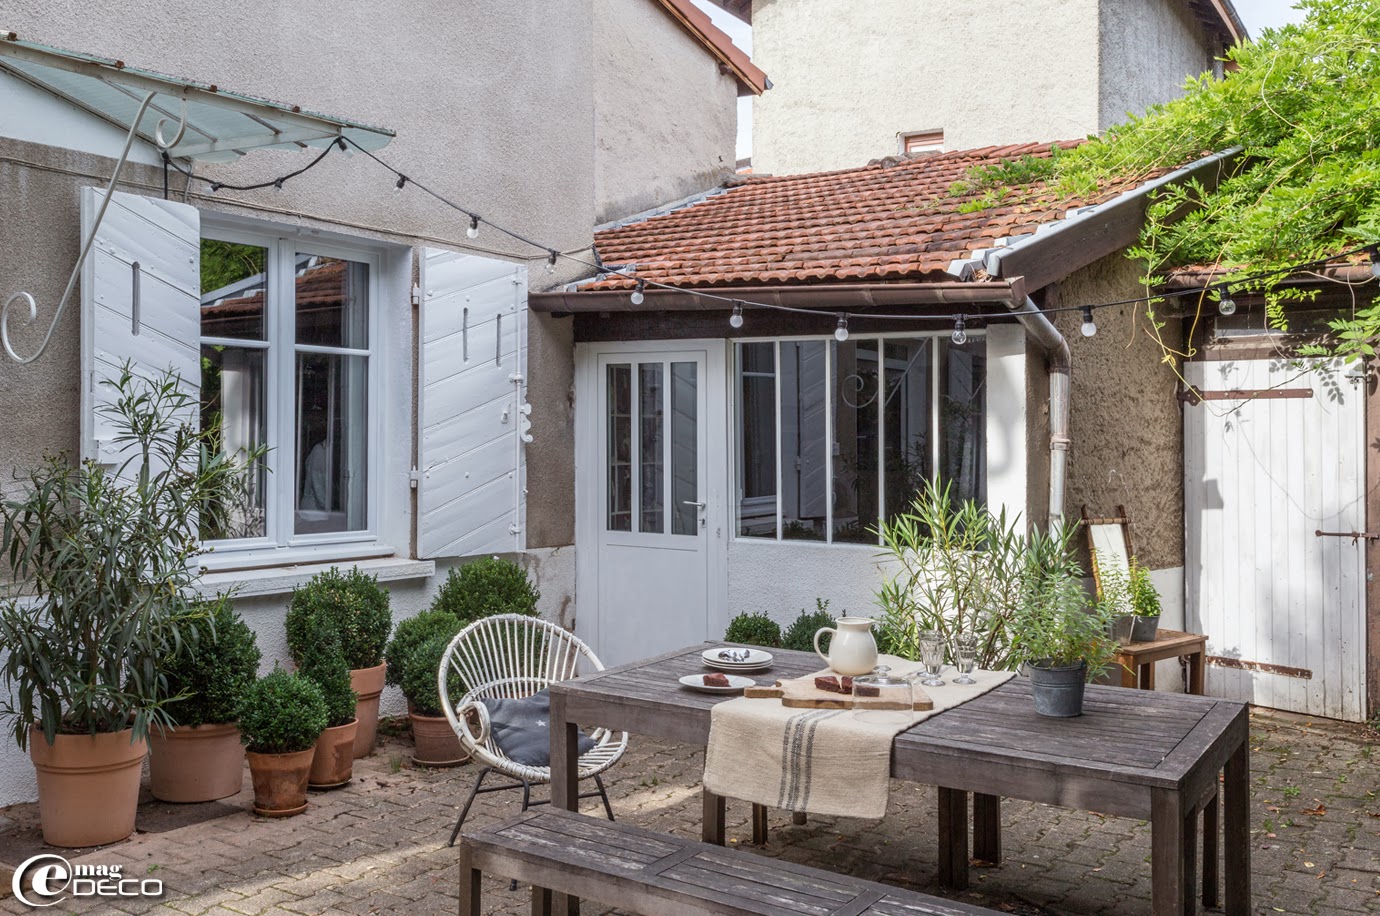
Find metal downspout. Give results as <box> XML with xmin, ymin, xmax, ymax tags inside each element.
<box><xmin>1006</xmin><ymin>296</ymin><xmax>1071</xmax><ymax>531</ymax></box>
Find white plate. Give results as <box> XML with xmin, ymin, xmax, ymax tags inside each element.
<box><xmin>702</xmin><ymin>647</ymin><xmax>774</xmax><ymax>668</ymax></box>
<box><xmin>680</xmin><ymin>673</ymin><xmax>756</xmax><ymax>694</ymax></box>
<box><xmin>703</xmin><ymin>658</ymin><xmax>773</xmax><ymax>673</ymax></box>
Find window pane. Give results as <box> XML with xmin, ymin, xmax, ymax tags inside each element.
<box><xmin>295</xmin><ymin>254</ymin><xmax>369</xmax><ymax>349</ymax></box>
<box><xmin>670</xmin><ymin>362</ymin><xmax>698</xmax><ymax>536</ymax></box>
<box><xmin>199</xmin><ymin>345</ymin><xmax>267</xmax><ymax>540</ymax></box>
<box><xmin>638</xmin><ymin>363</ymin><xmax>665</xmax><ymax>534</ymax></box>
<box><xmin>736</xmin><ymin>342</ymin><xmax>777</xmax><ymax>538</ymax></box>
<box><xmin>780</xmin><ymin>341</ymin><xmax>827</xmax><ymax>540</ymax></box>
<box><xmin>832</xmin><ymin>339</ymin><xmax>880</xmax><ymax>543</ymax></box>
<box><xmin>606</xmin><ymin>364</ymin><xmax>632</xmax><ymax>531</ymax></box>
<box><xmin>941</xmin><ymin>337</ymin><xmax>986</xmax><ymax>506</ymax></box>
<box><xmin>295</xmin><ymin>352</ymin><xmax>368</xmax><ymax>534</ymax></box>
<box><xmin>200</xmin><ymin>240</ymin><xmax>266</xmax><ymax>340</ymax></box>
<box><xmin>883</xmin><ymin>339</ymin><xmax>934</xmax><ymax>520</ymax></box>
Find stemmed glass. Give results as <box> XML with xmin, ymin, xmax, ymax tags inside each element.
<box><xmin>918</xmin><ymin>630</ymin><xmax>946</xmax><ymax>687</ymax></box>
<box><xmin>953</xmin><ymin>634</ymin><xmax>978</xmax><ymax>685</ymax></box>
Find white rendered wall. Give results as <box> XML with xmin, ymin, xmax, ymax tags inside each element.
<box><xmin>985</xmin><ymin>324</ymin><xmax>1028</xmax><ymax>524</ymax></box>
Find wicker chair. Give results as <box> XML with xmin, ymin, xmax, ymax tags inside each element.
<box><xmin>440</xmin><ymin>614</ymin><xmax>628</xmax><ymax>846</ymax></box>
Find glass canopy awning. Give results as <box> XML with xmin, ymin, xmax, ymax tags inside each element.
<box><xmin>0</xmin><ymin>31</ymin><xmax>394</xmax><ymax>162</ymax></box>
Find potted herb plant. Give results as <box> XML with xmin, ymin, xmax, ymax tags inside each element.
<box><xmin>286</xmin><ymin>568</ymin><xmax>392</xmax><ymax>759</ymax></box>
<box><xmin>1010</xmin><ymin>564</ymin><xmax>1119</xmax><ymax>718</ymax></box>
<box><xmin>0</xmin><ymin>369</ymin><xmax>259</xmax><ymax>847</ymax></box>
<box><xmin>1127</xmin><ymin>558</ymin><xmax>1163</xmax><ymax>642</ymax></box>
<box><xmin>386</xmin><ymin>606</ymin><xmax>464</xmax><ymax>765</ymax></box>
<box><xmin>149</xmin><ymin>599</ymin><xmax>262</xmax><ymax>803</ymax></box>
<box><xmin>239</xmin><ymin>670</ymin><xmax>329</xmax><ymax>817</ymax></box>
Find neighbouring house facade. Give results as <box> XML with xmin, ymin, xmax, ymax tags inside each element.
<box><xmin>0</xmin><ymin>0</ymin><xmax>763</xmax><ymax>806</ymax></box>
<box><xmin>538</xmin><ymin>143</ymin><xmax>1235</xmax><ymax>669</ymax></box>
<box><xmin>711</xmin><ymin>0</ymin><xmax>1245</xmax><ymax>175</ymax></box>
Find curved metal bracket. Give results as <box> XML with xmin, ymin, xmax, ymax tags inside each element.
<box><xmin>154</xmin><ymin>98</ymin><xmax>189</xmax><ymax>150</ymax></box>
<box><xmin>2</xmin><ymin>90</ymin><xmax>170</xmax><ymax>365</ymax></box>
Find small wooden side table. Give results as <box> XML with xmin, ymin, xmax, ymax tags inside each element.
<box><xmin>1115</xmin><ymin>628</ymin><xmax>1208</xmax><ymax>694</ymax></box>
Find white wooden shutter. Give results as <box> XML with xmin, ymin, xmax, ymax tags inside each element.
<box><xmin>79</xmin><ymin>187</ymin><xmax>201</xmax><ymax>465</ymax></box>
<box><xmin>417</xmin><ymin>248</ymin><xmax>528</xmax><ymax>559</ymax></box>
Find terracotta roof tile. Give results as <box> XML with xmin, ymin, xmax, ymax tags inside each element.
<box><xmin>590</xmin><ymin>142</ymin><xmax>1165</xmax><ymax>290</ymax></box>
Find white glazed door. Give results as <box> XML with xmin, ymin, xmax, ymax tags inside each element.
<box><xmin>591</xmin><ymin>349</ymin><xmax>712</xmax><ymax>665</ymax></box>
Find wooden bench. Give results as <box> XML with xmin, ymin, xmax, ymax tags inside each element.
<box><xmin>459</xmin><ymin>808</ymin><xmax>1000</xmax><ymax>916</ymax></box>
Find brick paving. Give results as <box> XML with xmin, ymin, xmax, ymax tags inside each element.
<box><xmin>0</xmin><ymin>708</ymin><xmax>1376</xmax><ymax>915</ymax></box>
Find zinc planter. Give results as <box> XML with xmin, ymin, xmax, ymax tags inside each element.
<box><xmin>29</xmin><ymin>726</ymin><xmax>146</xmax><ymax>847</ymax></box>
<box><xmin>1131</xmin><ymin>614</ymin><xmax>1161</xmax><ymax>643</ymax></box>
<box><xmin>1028</xmin><ymin>661</ymin><xmax>1088</xmax><ymax>718</ymax></box>
<box><xmin>409</xmin><ymin>712</ymin><xmax>469</xmax><ymax>767</ymax></box>
<box><xmin>148</xmin><ymin>722</ymin><xmax>245</xmax><ymax>803</ymax></box>
<box><xmin>308</xmin><ymin>719</ymin><xmax>358</xmax><ymax>789</ymax></box>
<box><xmin>247</xmin><ymin>748</ymin><xmax>315</xmax><ymax>817</ymax></box>
<box><xmin>349</xmin><ymin>663</ymin><xmax>386</xmax><ymax>759</ymax></box>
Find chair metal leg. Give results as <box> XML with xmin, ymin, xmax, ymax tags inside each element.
<box><xmin>521</xmin><ymin>780</ymin><xmax>532</xmax><ymax>812</ymax></box>
<box><xmin>448</xmin><ymin>767</ymin><xmax>492</xmax><ymax>847</ymax></box>
<box><xmin>594</xmin><ymin>773</ymin><xmax>615</xmax><ymax>821</ymax></box>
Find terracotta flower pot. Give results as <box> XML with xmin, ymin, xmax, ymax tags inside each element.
<box><xmin>29</xmin><ymin>726</ymin><xmax>146</xmax><ymax>847</ymax></box>
<box><xmin>409</xmin><ymin>712</ymin><xmax>470</xmax><ymax>767</ymax></box>
<box><xmin>349</xmin><ymin>664</ymin><xmax>386</xmax><ymax>759</ymax></box>
<box><xmin>148</xmin><ymin>722</ymin><xmax>245</xmax><ymax>803</ymax></box>
<box><xmin>247</xmin><ymin>747</ymin><xmax>315</xmax><ymax>817</ymax></box>
<box><xmin>309</xmin><ymin>719</ymin><xmax>358</xmax><ymax>788</ymax></box>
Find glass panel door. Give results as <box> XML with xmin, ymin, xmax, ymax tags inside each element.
<box><xmin>604</xmin><ymin>357</ymin><xmax>701</xmax><ymax>537</ymax></box>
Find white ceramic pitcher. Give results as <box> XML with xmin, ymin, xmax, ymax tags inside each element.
<box><xmin>814</xmin><ymin>617</ymin><xmax>879</xmax><ymax>676</ymax></box>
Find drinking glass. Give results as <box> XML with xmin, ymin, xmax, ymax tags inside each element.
<box><xmin>919</xmin><ymin>630</ymin><xmax>945</xmax><ymax>687</ymax></box>
<box><xmin>954</xmin><ymin>634</ymin><xmax>978</xmax><ymax>685</ymax></box>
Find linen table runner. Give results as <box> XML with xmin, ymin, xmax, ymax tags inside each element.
<box><xmin>703</xmin><ymin>655</ymin><xmax>1013</xmax><ymax>819</ymax></box>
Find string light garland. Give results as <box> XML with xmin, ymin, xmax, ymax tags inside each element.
<box><xmin>170</xmin><ymin>136</ymin><xmax>1380</xmax><ymax>335</ymax></box>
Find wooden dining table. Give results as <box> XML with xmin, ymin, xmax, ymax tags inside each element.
<box><xmin>549</xmin><ymin>643</ymin><xmax>1251</xmax><ymax>916</ymax></box>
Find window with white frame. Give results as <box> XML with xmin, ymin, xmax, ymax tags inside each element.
<box><xmin>734</xmin><ymin>334</ymin><xmax>985</xmax><ymax>544</ymax></box>
<box><xmin>198</xmin><ymin>231</ymin><xmax>376</xmax><ymax>548</ymax></box>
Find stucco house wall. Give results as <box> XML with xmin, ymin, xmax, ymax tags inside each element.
<box><xmin>0</xmin><ymin>0</ymin><xmax>743</xmax><ymax>806</ymax></box>
<box><xmin>594</xmin><ymin>0</ymin><xmax>740</xmax><ymax>224</ymax></box>
<box><xmin>748</xmin><ymin>0</ymin><xmax>1222</xmax><ymax>176</ymax></box>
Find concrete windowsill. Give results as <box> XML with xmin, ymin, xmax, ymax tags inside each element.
<box><xmin>197</xmin><ymin>557</ymin><xmax>437</xmax><ymax>599</ymax></box>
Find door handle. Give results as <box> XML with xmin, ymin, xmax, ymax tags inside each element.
<box><xmin>683</xmin><ymin>501</ymin><xmax>706</xmax><ymax>509</ymax></box>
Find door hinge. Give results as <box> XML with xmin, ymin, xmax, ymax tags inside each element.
<box><xmin>409</xmin><ymin>467</ymin><xmax>422</xmax><ymax>489</ymax></box>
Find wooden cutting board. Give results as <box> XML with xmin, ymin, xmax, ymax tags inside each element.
<box><xmin>744</xmin><ymin>672</ymin><xmax>933</xmax><ymax>711</ymax></box>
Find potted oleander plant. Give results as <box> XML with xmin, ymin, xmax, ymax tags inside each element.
<box><xmin>0</xmin><ymin>368</ymin><xmax>259</xmax><ymax>847</ymax></box>
<box><xmin>239</xmin><ymin>670</ymin><xmax>328</xmax><ymax>817</ymax></box>
<box><xmin>149</xmin><ymin>599</ymin><xmax>262</xmax><ymax>803</ymax></box>
<box><xmin>386</xmin><ymin>606</ymin><xmax>465</xmax><ymax>766</ymax></box>
<box><xmin>286</xmin><ymin>568</ymin><xmax>392</xmax><ymax>759</ymax></box>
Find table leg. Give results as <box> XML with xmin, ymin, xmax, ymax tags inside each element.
<box><xmin>458</xmin><ymin>845</ymin><xmax>481</xmax><ymax>916</ymax></box>
<box><xmin>1189</xmin><ymin>651</ymin><xmax>1206</xmax><ymax>695</ymax></box>
<box><xmin>1120</xmin><ymin>656</ymin><xmax>1138</xmax><ymax>690</ymax></box>
<box><xmin>973</xmin><ymin>793</ymin><xmax>1002</xmax><ymax>864</ymax></box>
<box><xmin>1224</xmin><ymin>740</ymin><xmax>1251</xmax><ymax>915</ymax></box>
<box><xmin>1151</xmin><ymin>787</ymin><xmax>1195</xmax><ymax>916</ymax></box>
<box><xmin>937</xmin><ymin>787</ymin><xmax>969</xmax><ymax>890</ymax></box>
<box><xmin>703</xmin><ymin>789</ymin><xmax>726</xmax><ymax>846</ymax></box>
<box><xmin>530</xmin><ymin>887</ymin><xmax>552</xmax><ymax>916</ymax></box>
<box><xmin>548</xmin><ymin>693</ymin><xmax>580</xmax><ymax>916</ymax></box>
<box><xmin>1140</xmin><ymin>662</ymin><xmax>1156</xmax><ymax>691</ymax></box>
<box><xmin>751</xmin><ymin>803</ymin><xmax>768</xmax><ymax>845</ymax></box>
<box><xmin>1202</xmin><ymin>787</ymin><xmax>1220</xmax><ymax>909</ymax></box>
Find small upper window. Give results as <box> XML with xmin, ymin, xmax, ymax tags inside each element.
<box><xmin>900</xmin><ymin>129</ymin><xmax>945</xmax><ymax>155</ymax></box>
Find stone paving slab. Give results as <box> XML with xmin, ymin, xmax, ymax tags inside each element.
<box><xmin>0</xmin><ymin>709</ymin><xmax>1375</xmax><ymax>915</ymax></box>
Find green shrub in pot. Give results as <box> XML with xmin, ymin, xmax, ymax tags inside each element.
<box><xmin>295</xmin><ymin>629</ymin><xmax>358</xmax><ymax>730</ymax></box>
<box><xmin>385</xmin><ymin>607</ymin><xmax>463</xmax><ymax>690</ymax></box>
<box><xmin>400</xmin><ymin>634</ymin><xmax>458</xmax><ymax>718</ymax></box>
<box><xmin>431</xmin><ymin>557</ymin><xmax>539</xmax><ymax>626</ymax></box>
<box><xmin>724</xmin><ymin>612</ymin><xmax>782</xmax><ymax>648</ymax></box>
<box><xmin>162</xmin><ymin>600</ymin><xmax>262</xmax><ymax>729</ymax></box>
<box><xmin>286</xmin><ymin>568</ymin><xmax>392</xmax><ymax>670</ymax></box>
<box><xmin>238</xmin><ymin>670</ymin><xmax>329</xmax><ymax>756</ymax></box>
<box><xmin>782</xmin><ymin>600</ymin><xmax>836</xmax><ymax>652</ymax></box>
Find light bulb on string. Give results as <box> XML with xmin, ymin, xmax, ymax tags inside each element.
<box><xmin>394</xmin><ymin>175</ymin><xmax>407</xmax><ymax>192</ymax></box>
<box><xmin>546</xmin><ymin>250</ymin><xmax>559</xmax><ymax>275</ymax></box>
<box><xmin>951</xmin><ymin>314</ymin><xmax>967</xmax><ymax>346</ymax></box>
<box><xmin>1080</xmin><ymin>306</ymin><xmax>1098</xmax><ymax>338</ymax></box>
<box><xmin>729</xmin><ymin>301</ymin><xmax>744</xmax><ymax>329</ymax></box>
<box><xmin>273</xmin><ymin>178</ymin><xmax>285</xmax><ymax>192</ymax></box>
<box><xmin>1217</xmin><ymin>286</ymin><xmax>1236</xmax><ymax>316</ymax></box>
<box><xmin>834</xmin><ymin>314</ymin><xmax>849</xmax><ymax>342</ymax></box>
<box><xmin>630</xmin><ymin>281</ymin><xmax>646</xmax><ymax>306</ymax></box>
<box><xmin>467</xmin><ymin>215</ymin><xmax>480</xmax><ymax>240</ymax></box>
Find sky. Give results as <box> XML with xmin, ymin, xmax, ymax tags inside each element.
<box><xmin>690</xmin><ymin>0</ymin><xmax>1312</xmax><ymax>161</ymax></box>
